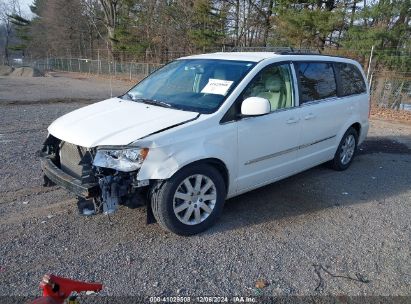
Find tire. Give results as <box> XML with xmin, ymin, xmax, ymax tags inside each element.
<box><xmin>150</xmin><ymin>163</ymin><xmax>226</xmax><ymax>236</ymax></box>
<box><xmin>330</xmin><ymin>127</ymin><xmax>358</xmax><ymax>171</ymax></box>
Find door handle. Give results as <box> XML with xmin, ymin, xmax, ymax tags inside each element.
<box><xmin>304</xmin><ymin>113</ymin><xmax>316</xmax><ymax>120</ymax></box>
<box><xmin>286</xmin><ymin>117</ymin><xmax>300</xmax><ymax>124</ymax></box>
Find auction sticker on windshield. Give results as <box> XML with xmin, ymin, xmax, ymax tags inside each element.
<box><xmin>201</xmin><ymin>79</ymin><xmax>233</xmax><ymax>96</ymax></box>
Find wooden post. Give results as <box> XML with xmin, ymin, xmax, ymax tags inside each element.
<box><xmin>97</xmin><ymin>50</ymin><xmax>100</xmax><ymax>75</ymax></box>
<box><xmin>366</xmin><ymin>45</ymin><xmax>374</xmax><ymax>83</ymax></box>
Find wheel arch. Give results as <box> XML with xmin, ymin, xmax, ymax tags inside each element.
<box><xmin>350</xmin><ymin>122</ymin><xmax>361</xmax><ymax>137</ymax></box>
<box><xmin>337</xmin><ymin>120</ymin><xmax>362</xmax><ymax>144</ymax></box>
<box><xmin>171</xmin><ymin>158</ymin><xmax>230</xmax><ymax>194</ymax></box>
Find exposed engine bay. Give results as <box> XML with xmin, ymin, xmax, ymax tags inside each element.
<box><xmin>41</xmin><ymin>135</ymin><xmax>148</xmax><ymax>216</ymax></box>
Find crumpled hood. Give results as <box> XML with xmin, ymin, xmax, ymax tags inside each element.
<box><xmin>48</xmin><ymin>98</ymin><xmax>198</xmax><ymax>148</ymax></box>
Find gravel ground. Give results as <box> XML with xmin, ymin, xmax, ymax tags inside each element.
<box><xmin>0</xmin><ymin>72</ymin><xmax>132</xmax><ymax>104</ymax></box>
<box><xmin>0</xmin><ymin>74</ymin><xmax>410</xmax><ymax>301</ymax></box>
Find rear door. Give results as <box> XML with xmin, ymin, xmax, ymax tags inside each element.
<box><xmin>294</xmin><ymin>61</ymin><xmax>351</xmax><ymax>166</ymax></box>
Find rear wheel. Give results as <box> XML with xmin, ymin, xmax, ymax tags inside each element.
<box><xmin>150</xmin><ymin>164</ymin><xmax>226</xmax><ymax>235</ymax></box>
<box><xmin>330</xmin><ymin>127</ymin><xmax>358</xmax><ymax>171</ymax></box>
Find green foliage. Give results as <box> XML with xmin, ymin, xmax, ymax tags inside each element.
<box><xmin>341</xmin><ymin>0</ymin><xmax>411</xmax><ymax>72</ymax></box>
<box><xmin>188</xmin><ymin>0</ymin><xmax>226</xmax><ymax>49</ymax></box>
<box><xmin>272</xmin><ymin>0</ymin><xmax>344</xmax><ymax>48</ymax></box>
<box><xmin>112</xmin><ymin>0</ymin><xmax>149</xmax><ymax>57</ymax></box>
<box><xmin>114</xmin><ymin>26</ymin><xmax>148</xmax><ymax>56</ymax></box>
<box><xmin>7</xmin><ymin>14</ymin><xmax>31</xmax><ymax>53</ymax></box>
<box><xmin>16</xmin><ymin>0</ymin><xmax>410</xmax><ymax>72</ymax></box>
<box><xmin>269</xmin><ymin>0</ymin><xmax>410</xmax><ymax>71</ymax></box>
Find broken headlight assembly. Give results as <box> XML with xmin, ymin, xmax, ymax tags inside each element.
<box><xmin>93</xmin><ymin>147</ymin><xmax>149</xmax><ymax>172</ymax></box>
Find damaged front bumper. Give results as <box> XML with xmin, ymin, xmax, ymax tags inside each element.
<box><xmin>39</xmin><ymin>135</ymin><xmax>152</xmax><ymax>218</ymax></box>
<box><xmin>40</xmin><ymin>154</ymin><xmax>100</xmax><ymax>198</ymax></box>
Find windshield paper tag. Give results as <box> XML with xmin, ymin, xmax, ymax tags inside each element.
<box><xmin>201</xmin><ymin>79</ymin><xmax>233</xmax><ymax>96</ymax></box>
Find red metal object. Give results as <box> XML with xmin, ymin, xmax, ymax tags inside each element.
<box><xmin>31</xmin><ymin>274</ymin><xmax>103</xmax><ymax>304</ymax></box>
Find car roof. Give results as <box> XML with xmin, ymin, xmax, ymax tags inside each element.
<box><xmin>179</xmin><ymin>52</ymin><xmax>357</xmax><ymax>64</ymax></box>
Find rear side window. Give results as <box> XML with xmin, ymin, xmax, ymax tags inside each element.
<box><xmin>334</xmin><ymin>63</ymin><xmax>366</xmax><ymax>96</ymax></box>
<box><xmin>296</xmin><ymin>62</ymin><xmax>337</xmax><ymax>103</ymax></box>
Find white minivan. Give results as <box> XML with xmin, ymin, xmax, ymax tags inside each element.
<box><xmin>40</xmin><ymin>52</ymin><xmax>369</xmax><ymax>235</ymax></box>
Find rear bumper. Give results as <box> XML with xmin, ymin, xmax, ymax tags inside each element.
<box><xmin>40</xmin><ymin>155</ymin><xmax>99</xmax><ymax>198</ymax></box>
<box><xmin>358</xmin><ymin>121</ymin><xmax>369</xmax><ymax>145</ymax></box>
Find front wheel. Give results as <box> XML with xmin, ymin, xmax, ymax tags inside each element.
<box><xmin>330</xmin><ymin>127</ymin><xmax>358</xmax><ymax>171</ymax></box>
<box><xmin>150</xmin><ymin>164</ymin><xmax>226</xmax><ymax>235</ymax></box>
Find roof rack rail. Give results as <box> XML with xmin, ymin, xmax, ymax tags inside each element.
<box><xmin>229</xmin><ymin>46</ymin><xmax>321</xmax><ymax>54</ymax></box>
<box><xmin>279</xmin><ymin>51</ymin><xmax>322</xmax><ymax>55</ymax></box>
<box><xmin>279</xmin><ymin>52</ymin><xmax>352</xmax><ymax>60</ymax></box>
<box><xmin>230</xmin><ymin>46</ymin><xmax>292</xmax><ymax>52</ymax></box>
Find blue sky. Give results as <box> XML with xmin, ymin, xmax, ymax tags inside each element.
<box><xmin>20</xmin><ymin>0</ymin><xmax>33</xmax><ymax>17</ymax></box>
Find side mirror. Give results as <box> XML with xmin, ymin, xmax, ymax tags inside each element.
<box><xmin>241</xmin><ymin>97</ymin><xmax>271</xmax><ymax>116</ymax></box>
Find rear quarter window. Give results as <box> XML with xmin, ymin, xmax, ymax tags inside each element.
<box><xmin>296</xmin><ymin>62</ymin><xmax>337</xmax><ymax>103</ymax></box>
<box><xmin>334</xmin><ymin>62</ymin><xmax>366</xmax><ymax>96</ymax></box>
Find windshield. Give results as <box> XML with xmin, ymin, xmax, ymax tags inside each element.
<box><xmin>123</xmin><ymin>59</ymin><xmax>255</xmax><ymax>113</ymax></box>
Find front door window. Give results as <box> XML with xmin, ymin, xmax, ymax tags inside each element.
<box><xmin>242</xmin><ymin>63</ymin><xmax>294</xmax><ymax>112</ymax></box>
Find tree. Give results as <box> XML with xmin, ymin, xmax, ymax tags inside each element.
<box><xmin>28</xmin><ymin>0</ymin><xmax>96</xmax><ymax>58</ymax></box>
<box><xmin>99</xmin><ymin>0</ymin><xmax>120</xmax><ymax>55</ymax></box>
<box><xmin>342</xmin><ymin>0</ymin><xmax>411</xmax><ymax>72</ymax></box>
<box><xmin>11</xmin><ymin>0</ymin><xmax>409</xmax><ymax>73</ymax></box>
<box><xmin>0</xmin><ymin>0</ymin><xmax>22</xmax><ymax>64</ymax></box>
<box><xmin>188</xmin><ymin>0</ymin><xmax>226</xmax><ymax>50</ymax></box>
<box><xmin>272</xmin><ymin>0</ymin><xmax>345</xmax><ymax>49</ymax></box>
<box><xmin>8</xmin><ymin>14</ymin><xmax>30</xmax><ymax>56</ymax></box>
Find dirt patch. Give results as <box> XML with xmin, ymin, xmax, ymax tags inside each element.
<box><xmin>359</xmin><ymin>138</ymin><xmax>411</xmax><ymax>155</ymax></box>
<box><xmin>370</xmin><ymin>106</ymin><xmax>411</xmax><ymax>124</ymax></box>
<box><xmin>1</xmin><ymin>98</ymin><xmax>97</xmax><ymax>106</ymax></box>
<box><xmin>0</xmin><ymin>65</ymin><xmax>13</xmax><ymax>76</ymax></box>
<box><xmin>9</xmin><ymin>67</ymin><xmax>44</xmax><ymax>77</ymax></box>
<box><xmin>48</xmin><ymin>71</ymin><xmax>139</xmax><ymax>84</ymax></box>
<box><xmin>0</xmin><ymin>72</ymin><xmax>132</xmax><ymax>103</ymax></box>
<box><xmin>368</xmin><ymin>119</ymin><xmax>411</xmax><ymax>149</ymax></box>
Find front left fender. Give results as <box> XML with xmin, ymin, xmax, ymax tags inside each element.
<box><xmin>136</xmin><ymin>125</ymin><xmax>238</xmax><ymax>195</ymax></box>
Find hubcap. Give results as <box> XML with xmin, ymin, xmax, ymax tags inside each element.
<box><xmin>173</xmin><ymin>174</ymin><xmax>217</xmax><ymax>225</ymax></box>
<box><xmin>340</xmin><ymin>134</ymin><xmax>355</xmax><ymax>165</ymax></box>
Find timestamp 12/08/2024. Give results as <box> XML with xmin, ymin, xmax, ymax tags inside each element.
<box><xmin>149</xmin><ymin>296</ymin><xmax>257</xmax><ymax>303</ymax></box>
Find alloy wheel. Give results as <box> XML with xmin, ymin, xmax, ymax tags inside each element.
<box><xmin>340</xmin><ymin>134</ymin><xmax>355</xmax><ymax>165</ymax></box>
<box><xmin>173</xmin><ymin>174</ymin><xmax>217</xmax><ymax>225</ymax></box>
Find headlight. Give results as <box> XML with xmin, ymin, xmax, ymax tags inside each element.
<box><xmin>93</xmin><ymin>148</ymin><xmax>149</xmax><ymax>172</ymax></box>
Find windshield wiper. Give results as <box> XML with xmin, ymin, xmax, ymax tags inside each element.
<box><xmin>124</xmin><ymin>92</ymin><xmax>134</xmax><ymax>101</ymax></box>
<box><xmin>133</xmin><ymin>97</ymin><xmax>173</xmax><ymax>108</ymax></box>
